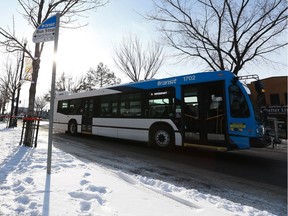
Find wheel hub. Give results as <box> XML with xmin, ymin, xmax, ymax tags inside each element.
<box><xmin>155</xmin><ymin>130</ymin><xmax>170</xmax><ymax>147</ymax></box>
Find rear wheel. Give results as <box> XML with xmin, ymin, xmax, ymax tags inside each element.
<box><xmin>68</xmin><ymin>120</ymin><xmax>77</xmax><ymax>135</ymax></box>
<box><xmin>151</xmin><ymin>125</ymin><xmax>174</xmax><ymax>150</ymax></box>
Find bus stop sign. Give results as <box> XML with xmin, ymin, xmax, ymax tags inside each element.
<box><xmin>32</xmin><ymin>15</ymin><xmax>57</xmax><ymax>43</ymax></box>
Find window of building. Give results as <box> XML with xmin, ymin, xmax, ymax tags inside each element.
<box><xmin>270</xmin><ymin>94</ymin><xmax>280</xmax><ymax>106</ymax></box>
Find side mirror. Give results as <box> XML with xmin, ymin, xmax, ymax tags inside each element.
<box><xmin>254</xmin><ymin>80</ymin><xmax>266</xmax><ymax>107</ymax></box>
<box><xmin>254</xmin><ymin>80</ymin><xmax>265</xmax><ymax>95</ymax></box>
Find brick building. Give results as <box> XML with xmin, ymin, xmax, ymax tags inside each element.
<box><xmin>248</xmin><ymin>76</ymin><xmax>287</xmax><ymax>138</ymax></box>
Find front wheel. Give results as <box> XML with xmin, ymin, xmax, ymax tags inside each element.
<box><xmin>150</xmin><ymin>125</ymin><xmax>174</xmax><ymax>150</ymax></box>
<box><xmin>68</xmin><ymin>120</ymin><xmax>77</xmax><ymax>135</ymax></box>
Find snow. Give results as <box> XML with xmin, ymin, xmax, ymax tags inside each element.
<box><xmin>0</xmin><ymin>121</ymin><xmax>280</xmax><ymax>215</ymax></box>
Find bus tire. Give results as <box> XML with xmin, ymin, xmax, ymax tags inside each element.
<box><xmin>150</xmin><ymin>125</ymin><xmax>174</xmax><ymax>150</ymax></box>
<box><xmin>68</xmin><ymin>120</ymin><xmax>77</xmax><ymax>135</ymax></box>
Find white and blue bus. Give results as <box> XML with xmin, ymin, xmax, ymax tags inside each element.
<box><xmin>54</xmin><ymin>70</ymin><xmax>267</xmax><ymax>150</ymax></box>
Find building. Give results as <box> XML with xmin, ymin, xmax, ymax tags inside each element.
<box><xmin>248</xmin><ymin>76</ymin><xmax>287</xmax><ymax>138</ymax></box>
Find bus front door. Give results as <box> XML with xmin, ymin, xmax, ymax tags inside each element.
<box><xmin>82</xmin><ymin>98</ymin><xmax>93</xmax><ymax>134</ymax></box>
<box><xmin>183</xmin><ymin>81</ymin><xmax>227</xmax><ymax>149</ymax></box>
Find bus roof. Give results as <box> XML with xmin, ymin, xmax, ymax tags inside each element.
<box><xmin>55</xmin><ymin>70</ymin><xmax>236</xmax><ymax>100</ymax></box>
<box><xmin>113</xmin><ymin>70</ymin><xmax>235</xmax><ymax>91</ymax></box>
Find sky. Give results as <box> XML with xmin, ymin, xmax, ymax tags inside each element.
<box><xmin>0</xmin><ymin>0</ymin><xmax>287</xmax><ymax>107</ymax></box>
<box><xmin>0</xmin><ymin>121</ymin><xmax>286</xmax><ymax>215</ymax></box>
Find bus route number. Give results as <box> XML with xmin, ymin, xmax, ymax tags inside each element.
<box><xmin>183</xmin><ymin>75</ymin><xmax>196</xmax><ymax>82</ymax></box>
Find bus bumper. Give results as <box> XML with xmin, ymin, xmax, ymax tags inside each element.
<box><xmin>250</xmin><ymin>136</ymin><xmax>270</xmax><ymax>148</ymax></box>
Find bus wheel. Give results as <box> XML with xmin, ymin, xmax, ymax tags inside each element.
<box><xmin>68</xmin><ymin>120</ymin><xmax>77</xmax><ymax>135</ymax></box>
<box><xmin>151</xmin><ymin>125</ymin><xmax>173</xmax><ymax>150</ymax></box>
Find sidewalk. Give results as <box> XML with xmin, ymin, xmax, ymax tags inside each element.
<box><xmin>266</xmin><ymin>139</ymin><xmax>287</xmax><ymax>152</ymax></box>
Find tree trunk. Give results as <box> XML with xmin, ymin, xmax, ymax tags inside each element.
<box><xmin>1</xmin><ymin>101</ymin><xmax>6</xmax><ymax>115</ymax></box>
<box><xmin>8</xmin><ymin>90</ymin><xmax>16</xmax><ymax>128</ymax></box>
<box><xmin>23</xmin><ymin>43</ymin><xmax>41</xmax><ymax>147</ymax></box>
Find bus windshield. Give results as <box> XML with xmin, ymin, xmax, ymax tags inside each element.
<box><xmin>229</xmin><ymin>84</ymin><xmax>250</xmax><ymax>118</ymax></box>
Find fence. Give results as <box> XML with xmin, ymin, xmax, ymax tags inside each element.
<box><xmin>19</xmin><ymin>117</ymin><xmax>41</xmax><ymax>148</ymax></box>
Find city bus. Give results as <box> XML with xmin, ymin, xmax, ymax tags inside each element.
<box><xmin>53</xmin><ymin>70</ymin><xmax>267</xmax><ymax>151</ymax></box>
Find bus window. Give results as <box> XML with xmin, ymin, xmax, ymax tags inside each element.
<box><xmin>148</xmin><ymin>89</ymin><xmax>174</xmax><ymax>117</ymax></box>
<box><xmin>184</xmin><ymin>92</ymin><xmax>199</xmax><ymax>138</ymax></box>
<box><xmin>229</xmin><ymin>84</ymin><xmax>250</xmax><ymax>118</ymax></box>
<box><xmin>57</xmin><ymin>100</ymin><xmax>69</xmax><ymax>114</ymax></box>
<box><xmin>208</xmin><ymin>95</ymin><xmax>223</xmax><ymax>118</ymax></box>
<box><xmin>100</xmin><ymin>102</ymin><xmax>110</xmax><ymax>117</ymax></box>
<box><xmin>184</xmin><ymin>94</ymin><xmax>199</xmax><ymax>119</ymax></box>
<box><xmin>100</xmin><ymin>96</ymin><xmax>118</xmax><ymax>117</ymax></box>
<box><xmin>120</xmin><ymin>93</ymin><xmax>142</xmax><ymax>117</ymax></box>
<box><xmin>69</xmin><ymin>99</ymin><xmax>82</xmax><ymax>115</ymax></box>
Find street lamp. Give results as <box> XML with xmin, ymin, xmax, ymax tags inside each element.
<box><xmin>14</xmin><ymin>39</ymin><xmax>27</xmax><ymax>126</ymax></box>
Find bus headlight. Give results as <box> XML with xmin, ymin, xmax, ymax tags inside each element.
<box><xmin>256</xmin><ymin>125</ymin><xmax>265</xmax><ymax>136</ymax></box>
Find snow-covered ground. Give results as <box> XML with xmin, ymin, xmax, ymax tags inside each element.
<box><xmin>0</xmin><ymin>121</ymin><xmax>284</xmax><ymax>215</ymax></box>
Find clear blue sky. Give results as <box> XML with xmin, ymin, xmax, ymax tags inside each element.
<box><xmin>0</xmin><ymin>0</ymin><xmax>287</xmax><ymax>106</ymax></box>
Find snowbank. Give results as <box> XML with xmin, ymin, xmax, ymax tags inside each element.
<box><xmin>0</xmin><ymin>122</ymin><xmax>277</xmax><ymax>215</ymax></box>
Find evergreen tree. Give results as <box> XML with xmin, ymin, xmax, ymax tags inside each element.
<box><xmin>80</xmin><ymin>63</ymin><xmax>121</xmax><ymax>91</ymax></box>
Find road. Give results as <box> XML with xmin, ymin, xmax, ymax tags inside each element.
<box><xmin>51</xmin><ymin>131</ymin><xmax>287</xmax><ymax>215</ymax></box>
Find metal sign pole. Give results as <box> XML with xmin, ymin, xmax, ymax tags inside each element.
<box><xmin>47</xmin><ymin>13</ymin><xmax>60</xmax><ymax>175</ymax></box>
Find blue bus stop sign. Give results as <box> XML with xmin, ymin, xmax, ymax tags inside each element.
<box><xmin>32</xmin><ymin>15</ymin><xmax>57</xmax><ymax>43</ymax></box>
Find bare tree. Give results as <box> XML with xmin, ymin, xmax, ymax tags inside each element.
<box><xmin>0</xmin><ymin>92</ymin><xmax>5</xmax><ymax>115</ymax></box>
<box><xmin>0</xmin><ymin>0</ymin><xmax>107</xmax><ymax>145</ymax></box>
<box><xmin>114</xmin><ymin>34</ymin><xmax>165</xmax><ymax>82</ymax></box>
<box><xmin>35</xmin><ymin>95</ymin><xmax>48</xmax><ymax>117</ymax></box>
<box><xmin>0</xmin><ymin>54</ymin><xmax>22</xmax><ymax>127</ymax></box>
<box><xmin>0</xmin><ymin>81</ymin><xmax>10</xmax><ymax>115</ymax></box>
<box><xmin>55</xmin><ymin>71</ymin><xmax>82</xmax><ymax>93</ymax></box>
<box><xmin>148</xmin><ymin>0</ymin><xmax>287</xmax><ymax>75</ymax></box>
<box><xmin>0</xmin><ymin>0</ymin><xmax>108</xmax><ymax>116</ymax></box>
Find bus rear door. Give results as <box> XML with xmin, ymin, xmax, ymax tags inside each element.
<box><xmin>182</xmin><ymin>81</ymin><xmax>227</xmax><ymax>150</ymax></box>
<box><xmin>81</xmin><ymin>98</ymin><xmax>93</xmax><ymax>134</ymax></box>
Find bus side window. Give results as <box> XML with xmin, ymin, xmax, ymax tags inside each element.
<box><xmin>99</xmin><ymin>96</ymin><xmax>118</xmax><ymax>117</ymax></box>
<box><xmin>58</xmin><ymin>100</ymin><xmax>69</xmax><ymax>114</ymax></box>
<box><xmin>229</xmin><ymin>84</ymin><xmax>250</xmax><ymax>118</ymax></box>
<box><xmin>101</xmin><ymin>102</ymin><xmax>110</xmax><ymax>117</ymax></box>
<box><xmin>147</xmin><ymin>88</ymin><xmax>174</xmax><ymax>118</ymax></box>
<box><xmin>120</xmin><ymin>93</ymin><xmax>142</xmax><ymax>117</ymax></box>
<box><xmin>69</xmin><ymin>104</ymin><xmax>75</xmax><ymax>114</ymax></box>
<box><xmin>184</xmin><ymin>96</ymin><xmax>198</xmax><ymax>119</ymax></box>
<box><xmin>69</xmin><ymin>99</ymin><xmax>82</xmax><ymax>115</ymax></box>
<box><xmin>208</xmin><ymin>95</ymin><xmax>223</xmax><ymax>118</ymax></box>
